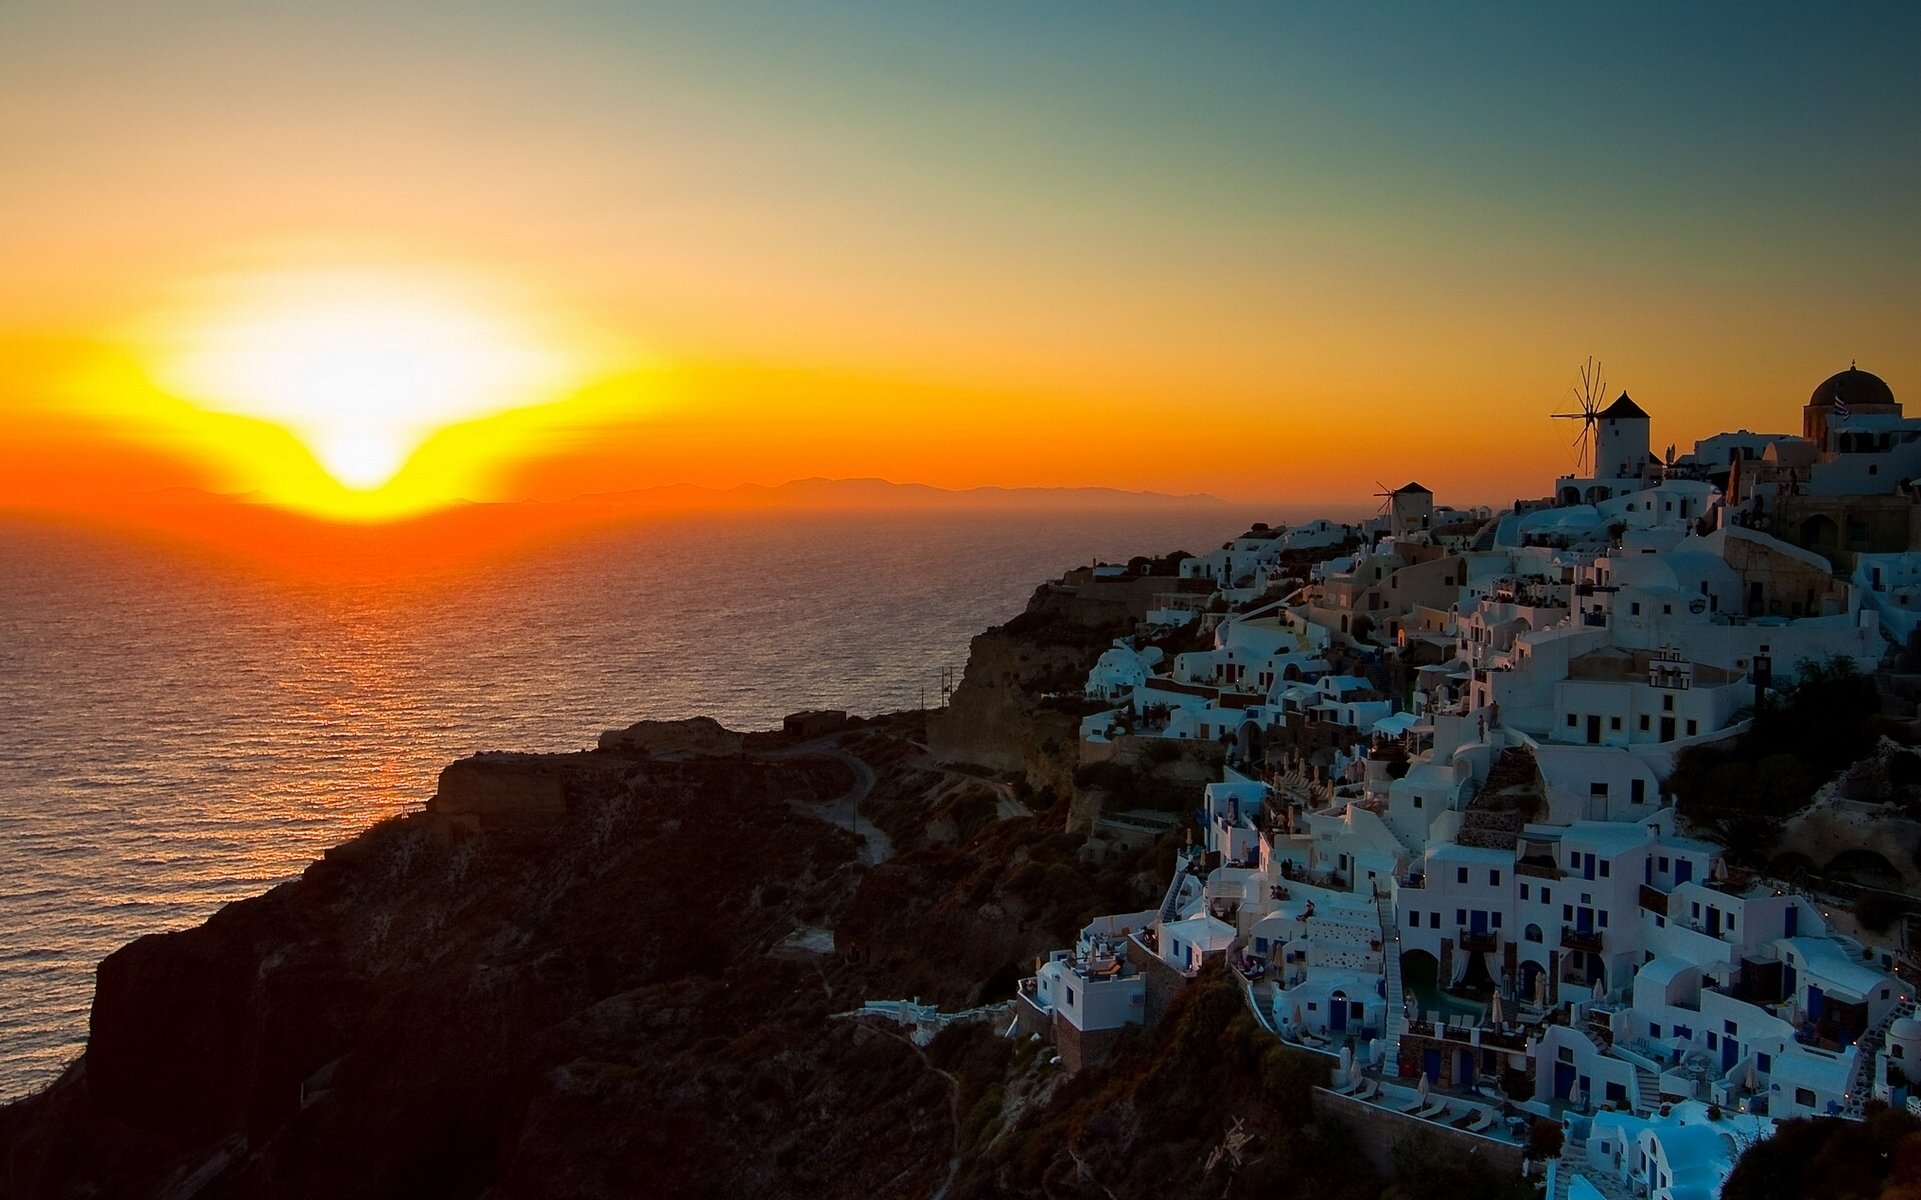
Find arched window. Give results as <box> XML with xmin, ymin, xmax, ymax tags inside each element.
<box><xmin>1524</xmin><ymin>923</ymin><xmax>1544</xmax><ymax>943</ymax></box>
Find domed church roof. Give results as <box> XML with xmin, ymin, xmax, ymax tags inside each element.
<box><xmin>1810</xmin><ymin>365</ymin><xmax>1895</xmax><ymax>409</ymax></box>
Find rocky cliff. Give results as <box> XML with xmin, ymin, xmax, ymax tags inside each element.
<box><xmin>0</xmin><ymin>711</ymin><xmax>1180</xmax><ymax>1200</ymax></box>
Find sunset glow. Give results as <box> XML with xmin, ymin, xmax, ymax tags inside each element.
<box><xmin>0</xmin><ymin>2</ymin><xmax>1916</xmax><ymax>553</ymax></box>
<box><xmin>151</xmin><ymin>268</ymin><xmax>583</xmax><ymax>491</ymax></box>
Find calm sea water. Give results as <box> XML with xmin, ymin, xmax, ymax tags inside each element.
<box><xmin>0</xmin><ymin>506</ymin><xmax>1256</xmax><ymax>1101</ymax></box>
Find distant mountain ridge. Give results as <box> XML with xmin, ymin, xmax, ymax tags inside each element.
<box><xmin>571</xmin><ymin>476</ymin><xmax>1225</xmax><ymax>510</ymax></box>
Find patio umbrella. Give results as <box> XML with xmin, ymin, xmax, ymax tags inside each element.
<box><xmin>1489</xmin><ymin>991</ymin><xmax>1505</xmax><ymax>1027</ymax></box>
<box><xmin>1294</xmin><ymin>1003</ymin><xmax>1306</xmax><ymax>1034</ymax></box>
<box><xmin>1593</xmin><ymin>977</ymin><xmax>1606</xmax><ymax>1001</ymax></box>
<box><xmin>1746</xmin><ymin>1058</ymin><xmax>1759</xmax><ymax>1093</ymax></box>
<box><xmin>1339</xmin><ymin>1044</ymin><xmax>1355</xmax><ymax>1087</ymax></box>
<box><xmin>1416</xmin><ymin>1072</ymin><xmax>1431</xmax><ymax>1105</ymax></box>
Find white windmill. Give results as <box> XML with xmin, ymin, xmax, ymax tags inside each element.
<box><xmin>1552</xmin><ymin>357</ymin><xmax>1609</xmax><ymax>476</ymax></box>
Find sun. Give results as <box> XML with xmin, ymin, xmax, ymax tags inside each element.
<box><xmin>147</xmin><ymin>264</ymin><xmax>597</xmax><ymax>502</ymax></box>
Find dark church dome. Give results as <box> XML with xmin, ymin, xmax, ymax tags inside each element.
<box><xmin>1809</xmin><ymin>367</ymin><xmax>1895</xmax><ymax>410</ymax></box>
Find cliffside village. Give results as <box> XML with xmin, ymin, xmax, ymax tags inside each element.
<box><xmin>1011</xmin><ymin>367</ymin><xmax>1921</xmax><ymax>1200</ymax></box>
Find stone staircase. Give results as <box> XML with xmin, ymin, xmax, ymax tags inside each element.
<box><xmin>1632</xmin><ymin>1066</ymin><xmax>1662</xmax><ymax>1114</ymax></box>
<box><xmin>1549</xmin><ymin>1133</ymin><xmax>1583</xmax><ymax>1200</ymax></box>
<box><xmin>1378</xmin><ymin>892</ymin><xmax>1406</xmax><ymax>1077</ymax></box>
<box><xmin>1843</xmin><ymin>998</ymin><xmax>1916</xmax><ymax>1118</ymax></box>
<box><xmin>1554</xmin><ymin>1131</ymin><xmax>1637</xmax><ymax>1200</ymax></box>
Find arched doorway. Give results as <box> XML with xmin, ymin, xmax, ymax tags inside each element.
<box><xmin>1800</xmin><ymin>514</ymin><xmax>1840</xmax><ymax>550</ymax></box>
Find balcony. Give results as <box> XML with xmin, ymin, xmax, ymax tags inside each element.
<box><xmin>1638</xmin><ymin>884</ymin><xmax>1669</xmax><ymax>916</ymax></box>
<box><xmin>1458</xmin><ymin>928</ymin><xmax>1499</xmax><ymax>954</ymax></box>
<box><xmin>1561</xmin><ymin>926</ymin><xmax>1604</xmax><ymax>954</ymax></box>
<box><xmin>1515</xmin><ymin>860</ymin><xmax>1564</xmax><ymax>881</ymax></box>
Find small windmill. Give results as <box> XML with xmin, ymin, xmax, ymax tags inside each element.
<box><xmin>1372</xmin><ymin>480</ymin><xmax>1396</xmax><ymax>519</ymax></box>
<box><xmin>1552</xmin><ymin>357</ymin><xmax>1608</xmax><ymax>475</ymax></box>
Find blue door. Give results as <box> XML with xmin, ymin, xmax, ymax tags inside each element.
<box><xmin>1471</xmin><ymin>910</ymin><xmax>1489</xmax><ymax>934</ymax></box>
<box><xmin>1576</xmin><ymin>908</ymin><xmax>1594</xmax><ymax>934</ymax></box>
<box><xmin>1675</xmin><ymin>860</ymin><xmax>1693</xmax><ymax>885</ymax></box>
<box><xmin>1808</xmin><ymin>986</ymin><xmax>1825</xmax><ymax>1020</ymax></box>
<box><xmin>1330</xmin><ymin>993</ymin><xmax>1348</xmax><ymax>1033</ymax></box>
<box><xmin>1554</xmin><ymin>1062</ymin><xmax>1577</xmax><ymax>1099</ymax></box>
<box><xmin>1785</xmin><ymin>906</ymin><xmax>1799</xmax><ymax>937</ymax></box>
<box><xmin>1722</xmin><ymin>1039</ymin><xmax>1739</xmax><ymax>1072</ymax></box>
<box><xmin>1459</xmin><ymin>1049</ymin><xmax>1477</xmax><ymax>1086</ymax></box>
<box><xmin>1424</xmin><ymin>1048</ymin><xmax>1443</xmax><ymax>1082</ymax></box>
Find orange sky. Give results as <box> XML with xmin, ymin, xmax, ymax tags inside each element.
<box><xmin>3</xmin><ymin>3</ymin><xmax>1918</xmax><ymax>547</ymax></box>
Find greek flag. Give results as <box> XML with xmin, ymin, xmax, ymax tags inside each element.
<box><xmin>1834</xmin><ymin>394</ymin><xmax>1852</xmax><ymax>421</ymax></box>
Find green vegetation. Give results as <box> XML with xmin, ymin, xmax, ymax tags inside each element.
<box><xmin>1669</xmin><ymin>657</ymin><xmax>1881</xmax><ymax>863</ymax></box>
<box><xmin>1722</xmin><ymin>1105</ymin><xmax>1921</xmax><ymax>1200</ymax></box>
<box><xmin>948</xmin><ymin>970</ymin><xmax>1528</xmax><ymax>1200</ymax></box>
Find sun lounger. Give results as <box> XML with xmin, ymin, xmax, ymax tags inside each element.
<box><xmin>1416</xmin><ymin>1099</ymin><xmax>1448</xmax><ymax>1120</ymax></box>
<box><xmin>1355</xmin><ymin>1080</ymin><xmax>1381</xmax><ymax>1102</ymax></box>
<box><xmin>1463</xmin><ymin>1110</ymin><xmax>1494</xmax><ymax>1133</ymax></box>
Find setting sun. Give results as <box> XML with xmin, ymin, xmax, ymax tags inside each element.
<box><xmin>144</xmin><ymin>265</ymin><xmax>605</xmax><ymax>499</ymax></box>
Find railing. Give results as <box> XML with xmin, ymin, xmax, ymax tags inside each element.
<box><xmin>1637</xmin><ymin>885</ymin><xmax>1668</xmax><ymax>916</ymax></box>
<box><xmin>1459</xmin><ymin>928</ymin><xmax>1499</xmax><ymax>953</ymax></box>
<box><xmin>1562</xmin><ymin>926</ymin><xmax>1605</xmax><ymax>954</ymax></box>
<box><xmin>1516</xmin><ymin>860</ymin><xmax>1564</xmax><ymax>881</ymax></box>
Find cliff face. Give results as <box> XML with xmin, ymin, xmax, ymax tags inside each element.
<box><xmin>0</xmin><ymin>737</ymin><xmax>956</xmax><ymax>1199</ymax></box>
<box><xmin>0</xmin><ymin>713</ymin><xmax>1177</xmax><ymax>1200</ymax></box>
<box><xmin>928</xmin><ymin>581</ymin><xmax>1147</xmax><ymax>817</ymax></box>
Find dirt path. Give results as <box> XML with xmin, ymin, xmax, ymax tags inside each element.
<box><xmin>771</xmin><ymin>741</ymin><xmax>891</xmax><ymax>865</ymax></box>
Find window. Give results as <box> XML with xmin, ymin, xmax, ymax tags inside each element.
<box><xmin>1067</xmin><ymin>986</ymin><xmax>1076</xmax><ymax>1006</ymax></box>
<box><xmin>1430</xmin><ymin>912</ymin><xmax>1440</xmax><ymax>929</ymax></box>
<box><xmin>1795</xmin><ymin>1087</ymin><xmax>1816</xmax><ymax>1107</ymax></box>
<box><xmin>1658</xmin><ymin>856</ymin><xmax>1669</xmax><ymax>871</ymax></box>
<box><xmin>1610</xmin><ymin>716</ymin><xmax>1622</xmax><ymax>730</ymax></box>
<box><xmin>1663</xmin><ymin>695</ymin><xmax>1675</xmax><ymax>712</ymax></box>
<box><xmin>1724</xmin><ymin>1019</ymin><xmax>1737</xmax><ymax>1035</ymax></box>
<box><xmin>1567</xmin><ymin>713</ymin><xmax>1578</xmax><ymax>727</ymax></box>
<box><xmin>1639</xmin><ymin>715</ymin><xmax>1650</xmax><ymax>731</ymax></box>
<box><xmin>1409</xmin><ymin>911</ymin><xmax>1420</xmax><ymax>929</ymax></box>
<box><xmin>1650</xmin><ymin>1022</ymin><xmax>1662</xmax><ymax>1038</ymax></box>
<box><xmin>1520</xmin><ymin>884</ymin><xmax>1530</xmax><ymax>900</ymax></box>
<box><xmin>1632</xmin><ymin>779</ymin><xmax>1646</xmax><ymax>804</ymax></box>
<box><xmin>1492</xmin><ymin>911</ymin><xmax>1503</xmax><ymax>928</ymax></box>
<box><xmin>1563</xmin><ymin>904</ymin><xmax>1574</xmax><ymax>920</ymax></box>
<box><xmin>1758</xmin><ymin>1052</ymin><xmax>1772</xmax><ymax>1073</ymax></box>
<box><xmin>1600</xmin><ymin>861</ymin><xmax>1611</xmax><ymax>877</ymax></box>
<box><xmin>1413</xmin><ymin>795</ymin><xmax>1424</xmax><ymax>808</ymax></box>
<box><xmin>1525</xmin><ymin>923</ymin><xmax>1543</xmax><ymax>942</ymax></box>
<box><xmin>1456</xmin><ymin>909</ymin><xmax>1467</xmax><ymax>925</ymax></box>
<box><xmin>1630</xmin><ymin>602</ymin><xmax>1642</xmax><ymax>615</ymax></box>
<box><xmin>1542</xmin><ymin>888</ymin><xmax>1551</xmax><ymax>904</ymax></box>
<box><xmin>1590</xmin><ymin>782</ymin><xmax>1609</xmax><ymax>797</ymax></box>
<box><xmin>1686</xmin><ymin>719</ymin><xmax>1699</xmax><ymax>736</ymax></box>
<box><xmin>1662</xmin><ymin>604</ymin><xmax>1672</xmax><ymax>615</ymax></box>
<box><xmin>1458</xmin><ymin>867</ymin><xmax>1469</xmax><ymax>884</ymax></box>
<box><xmin>1599</xmin><ymin>910</ymin><xmax>1609</xmax><ymax>927</ymax></box>
<box><xmin>1490</xmin><ymin>870</ymin><xmax>1502</xmax><ymax>886</ymax></box>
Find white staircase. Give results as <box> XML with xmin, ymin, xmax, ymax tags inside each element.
<box><xmin>1378</xmin><ymin>892</ymin><xmax>1406</xmax><ymax>1077</ymax></box>
<box><xmin>1842</xmin><ymin>998</ymin><xmax>1915</xmax><ymax>1118</ymax></box>
<box><xmin>1632</xmin><ymin>1066</ymin><xmax>1661</xmax><ymax>1115</ymax></box>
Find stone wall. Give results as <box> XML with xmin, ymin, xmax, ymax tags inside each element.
<box><xmin>1311</xmin><ymin>1087</ymin><xmax>1524</xmax><ymax>1178</ymax></box>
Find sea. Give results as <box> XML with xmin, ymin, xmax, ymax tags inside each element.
<box><xmin>0</xmin><ymin>505</ymin><xmax>1265</xmax><ymax>1102</ymax></box>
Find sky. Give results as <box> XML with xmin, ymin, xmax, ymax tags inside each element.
<box><xmin>2</xmin><ymin>1</ymin><xmax>1919</xmax><ymax>525</ymax></box>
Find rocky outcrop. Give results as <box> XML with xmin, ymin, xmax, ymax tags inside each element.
<box><xmin>596</xmin><ymin>715</ymin><xmax>745</xmax><ymax>757</ymax></box>
<box><xmin>0</xmin><ymin>711</ymin><xmax>1175</xmax><ymax>1200</ymax></box>
<box><xmin>929</xmin><ymin>581</ymin><xmax>1146</xmax><ymax>820</ymax></box>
